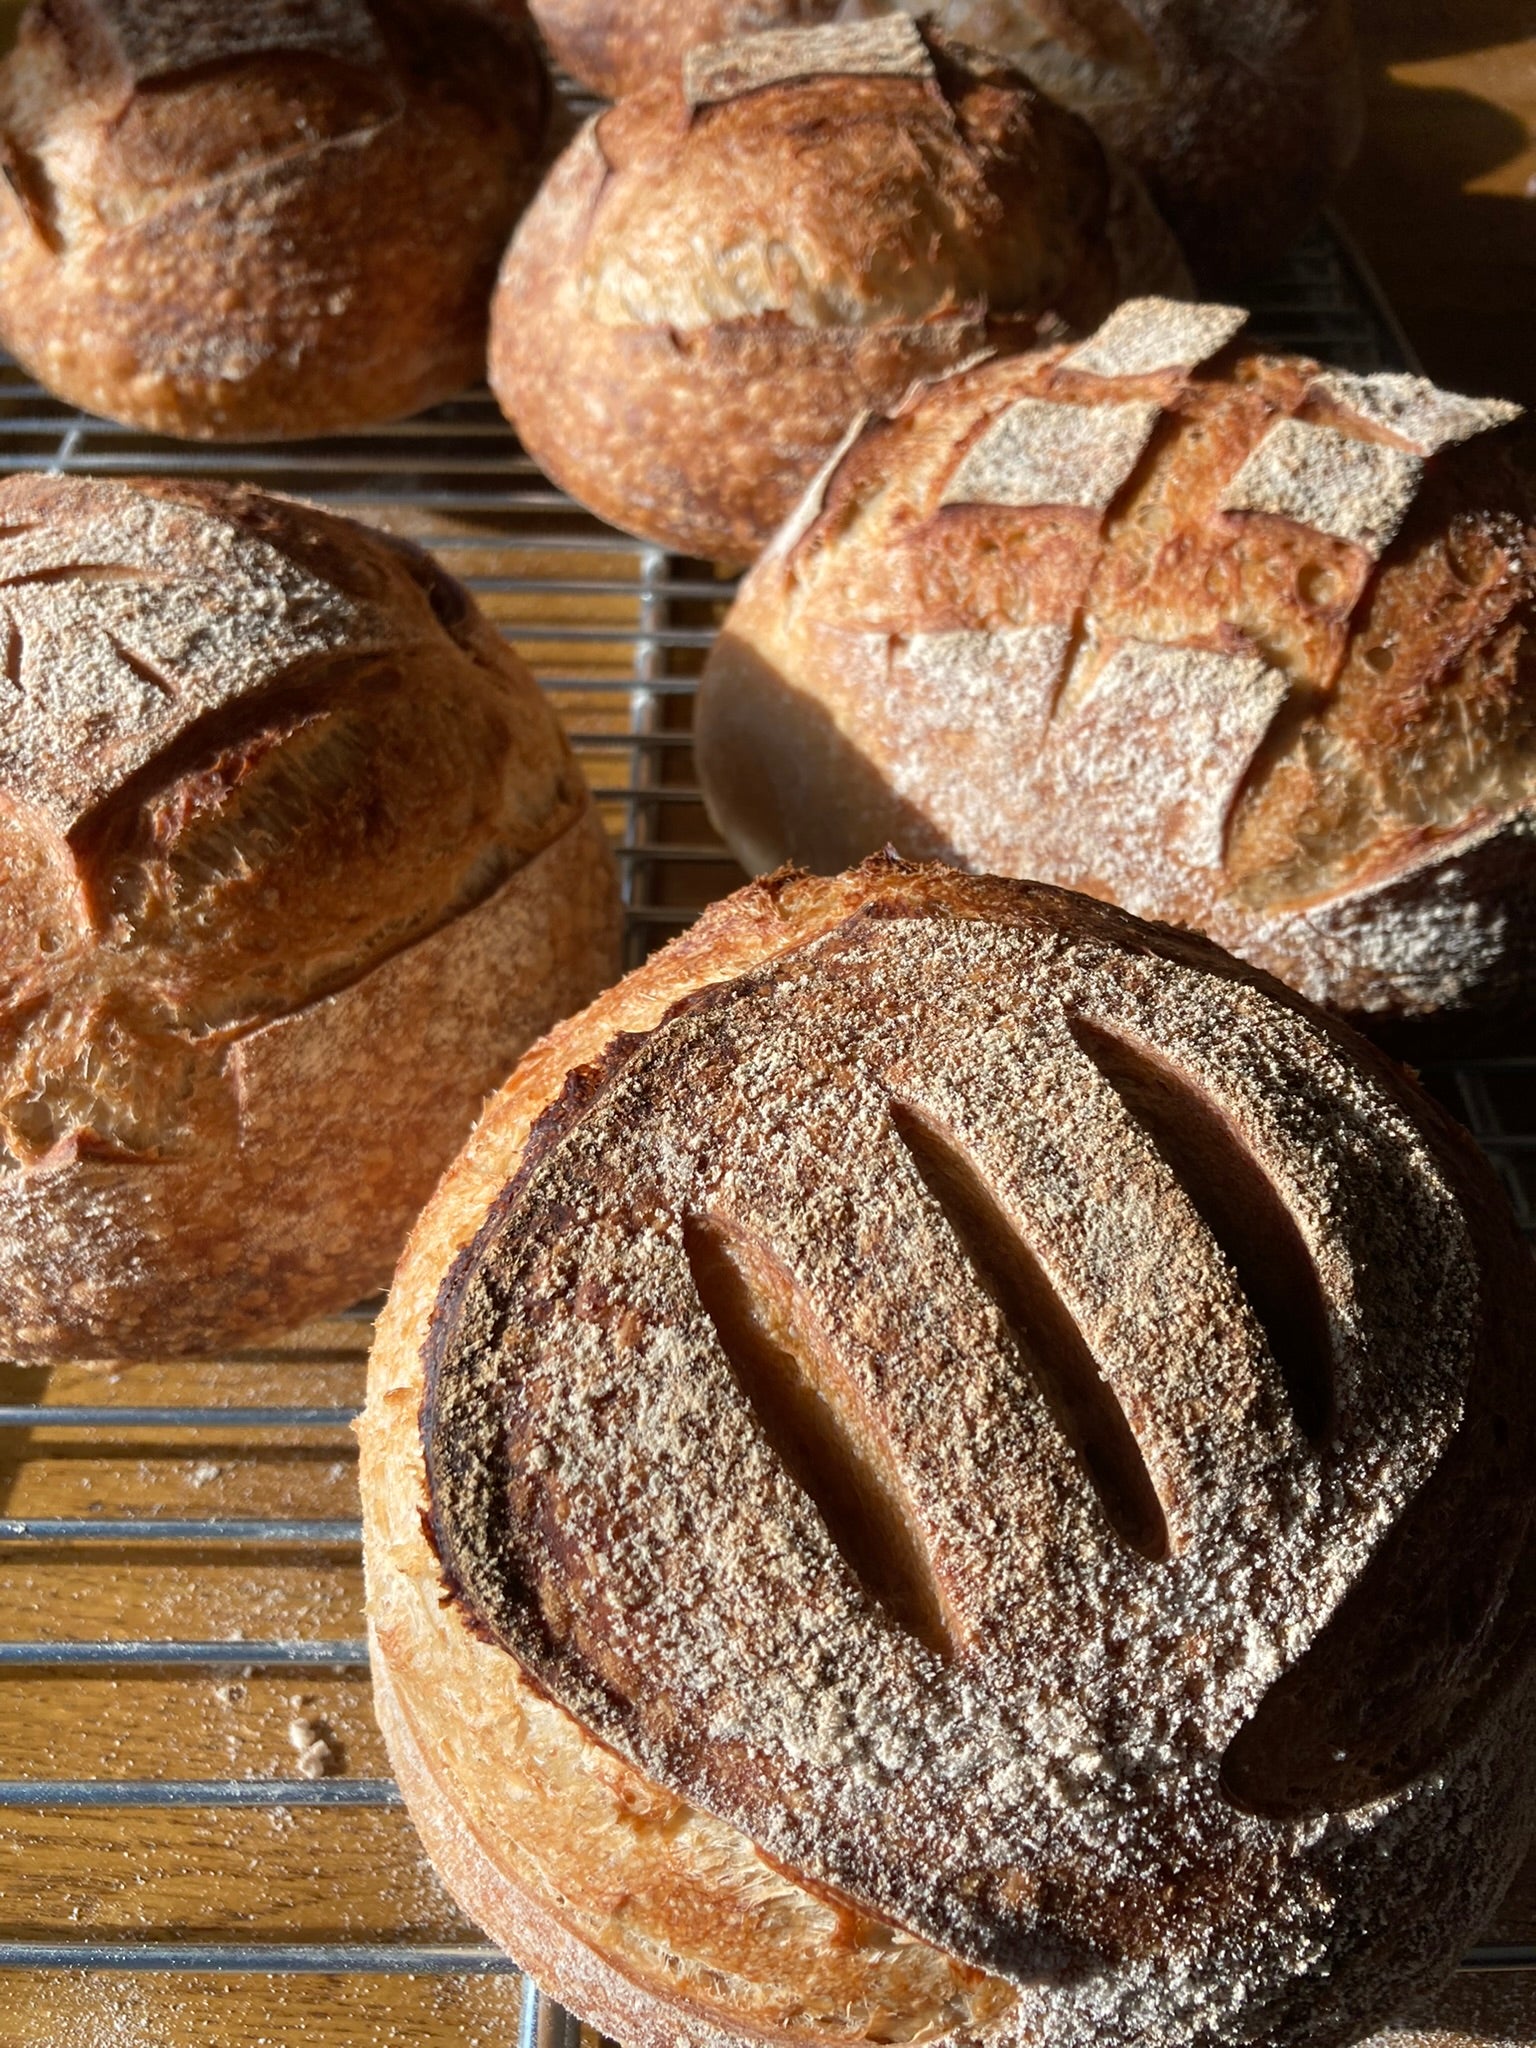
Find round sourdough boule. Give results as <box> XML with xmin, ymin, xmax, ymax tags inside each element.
<box><xmin>524</xmin><ymin>0</ymin><xmax>1358</xmax><ymax>280</ymax></box>
<box><xmin>0</xmin><ymin>473</ymin><xmax>619</xmax><ymax>1361</ymax></box>
<box><xmin>696</xmin><ymin>298</ymin><xmax>1536</xmax><ymax>1037</ymax></box>
<box><xmin>362</xmin><ymin>854</ymin><xmax>1536</xmax><ymax>2048</ymax></box>
<box><xmin>0</xmin><ymin>0</ymin><xmax>551</xmax><ymax>441</ymax></box>
<box><xmin>489</xmin><ymin>16</ymin><xmax>1189</xmax><ymax>566</ymax></box>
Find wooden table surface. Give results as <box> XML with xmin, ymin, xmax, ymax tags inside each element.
<box><xmin>1337</xmin><ymin>0</ymin><xmax>1536</xmax><ymax>404</ymax></box>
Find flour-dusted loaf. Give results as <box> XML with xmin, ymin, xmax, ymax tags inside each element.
<box><xmin>525</xmin><ymin>0</ymin><xmax>1358</xmax><ymax>278</ymax></box>
<box><xmin>0</xmin><ymin>0</ymin><xmax>551</xmax><ymax>439</ymax></box>
<box><xmin>490</xmin><ymin>18</ymin><xmax>1188</xmax><ymax>565</ymax></box>
<box><xmin>0</xmin><ymin>474</ymin><xmax>618</xmax><ymax>1360</ymax></box>
<box><xmin>362</xmin><ymin>856</ymin><xmax>1536</xmax><ymax>2048</ymax></box>
<box><xmin>697</xmin><ymin>300</ymin><xmax>1536</xmax><ymax>1034</ymax></box>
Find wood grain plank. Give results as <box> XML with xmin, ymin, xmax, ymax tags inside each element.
<box><xmin>1337</xmin><ymin>0</ymin><xmax>1536</xmax><ymax>405</ymax></box>
<box><xmin>0</xmin><ymin>1971</ymin><xmax>528</xmax><ymax>2048</ymax></box>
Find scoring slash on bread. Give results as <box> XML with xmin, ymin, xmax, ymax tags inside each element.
<box><xmin>361</xmin><ymin>855</ymin><xmax>1536</xmax><ymax>2048</ymax></box>
<box><xmin>0</xmin><ymin>474</ymin><xmax>619</xmax><ymax>1360</ymax></box>
<box><xmin>490</xmin><ymin>16</ymin><xmax>1188</xmax><ymax>566</ymax></box>
<box><xmin>697</xmin><ymin>298</ymin><xmax>1536</xmax><ymax>1037</ymax></box>
<box><xmin>0</xmin><ymin>0</ymin><xmax>551</xmax><ymax>440</ymax></box>
<box><xmin>527</xmin><ymin>0</ymin><xmax>1360</xmax><ymax>279</ymax></box>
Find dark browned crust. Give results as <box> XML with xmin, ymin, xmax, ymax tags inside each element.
<box><xmin>403</xmin><ymin>856</ymin><xmax>1536</xmax><ymax>2041</ymax></box>
<box><xmin>0</xmin><ymin>0</ymin><xmax>552</xmax><ymax>438</ymax></box>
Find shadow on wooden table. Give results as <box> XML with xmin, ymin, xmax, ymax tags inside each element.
<box><xmin>1340</xmin><ymin>0</ymin><xmax>1536</xmax><ymax>404</ymax></box>
<box><xmin>0</xmin><ymin>1360</ymin><xmax>49</xmax><ymax>1516</ymax></box>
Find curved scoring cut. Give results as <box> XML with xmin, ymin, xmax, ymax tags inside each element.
<box><xmin>888</xmin><ymin>1096</ymin><xmax>1170</xmax><ymax>1563</ymax></box>
<box><xmin>1067</xmin><ymin>1017</ymin><xmax>1335</xmax><ymax>1444</ymax></box>
<box><xmin>682</xmin><ymin>1210</ymin><xmax>957</xmax><ymax>1661</ymax></box>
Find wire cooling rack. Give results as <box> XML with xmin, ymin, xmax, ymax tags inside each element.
<box><xmin>0</xmin><ymin>221</ymin><xmax>1532</xmax><ymax>2048</ymax></box>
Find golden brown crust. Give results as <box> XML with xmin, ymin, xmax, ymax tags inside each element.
<box><xmin>527</xmin><ymin>0</ymin><xmax>1361</xmax><ymax>279</ymax></box>
<box><xmin>695</xmin><ymin>310</ymin><xmax>1536</xmax><ymax>1028</ymax></box>
<box><xmin>363</xmin><ymin>856</ymin><xmax>1536</xmax><ymax>2048</ymax></box>
<box><xmin>0</xmin><ymin>0</ymin><xmax>551</xmax><ymax>438</ymax></box>
<box><xmin>0</xmin><ymin>474</ymin><xmax>621</xmax><ymax>1357</ymax></box>
<box><xmin>489</xmin><ymin>21</ymin><xmax>1187</xmax><ymax>564</ymax></box>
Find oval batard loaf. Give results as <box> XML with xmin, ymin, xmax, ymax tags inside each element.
<box><xmin>696</xmin><ymin>298</ymin><xmax>1536</xmax><ymax>1035</ymax></box>
<box><xmin>0</xmin><ymin>473</ymin><xmax>619</xmax><ymax>1360</ymax></box>
<box><xmin>489</xmin><ymin>17</ymin><xmax>1188</xmax><ymax>565</ymax></box>
<box><xmin>0</xmin><ymin>0</ymin><xmax>551</xmax><ymax>439</ymax></box>
<box><xmin>362</xmin><ymin>856</ymin><xmax>1536</xmax><ymax>2048</ymax></box>
<box><xmin>524</xmin><ymin>0</ymin><xmax>1358</xmax><ymax>278</ymax></box>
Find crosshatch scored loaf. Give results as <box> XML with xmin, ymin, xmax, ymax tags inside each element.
<box><xmin>696</xmin><ymin>298</ymin><xmax>1536</xmax><ymax>1035</ymax></box>
<box><xmin>0</xmin><ymin>473</ymin><xmax>619</xmax><ymax>1360</ymax></box>
<box><xmin>489</xmin><ymin>16</ymin><xmax>1188</xmax><ymax>565</ymax></box>
<box><xmin>0</xmin><ymin>0</ymin><xmax>552</xmax><ymax>439</ymax></box>
<box><xmin>362</xmin><ymin>857</ymin><xmax>1536</xmax><ymax>2048</ymax></box>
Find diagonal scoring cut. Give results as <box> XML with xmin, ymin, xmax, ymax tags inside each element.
<box><xmin>681</xmin><ymin>1210</ymin><xmax>957</xmax><ymax>1662</ymax></box>
<box><xmin>1068</xmin><ymin>1018</ymin><xmax>1335</xmax><ymax>1445</ymax></box>
<box><xmin>888</xmin><ymin>1097</ymin><xmax>1170</xmax><ymax>1564</ymax></box>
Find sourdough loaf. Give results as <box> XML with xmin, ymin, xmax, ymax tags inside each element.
<box><xmin>0</xmin><ymin>474</ymin><xmax>618</xmax><ymax>1359</ymax></box>
<box><xmin>362</xmin><ymin>856</ymin><xmax>1536</xmax><ymax>2048</ymax></box>
<box><xmin>490</xmin><ymin>18</ymin><xmax>1188</xmax><ymax>565</ymax></box>
<box><xmin>696</xmin><ymin>299</ymin><xmax>1536</xmax><ymax>1034</ymax></box>
<box><xmin>526</xmin><ymin>0</ymin><xmax>1358</xmax><ymax>278</ymax></box>
<box><xmin>0</xmin><ymin>0</ymin><xmax>550</xmax><ymax>439</ymax></box>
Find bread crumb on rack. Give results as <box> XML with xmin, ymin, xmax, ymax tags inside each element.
<box><xmin>288</xmin><ymin>1717</ymin><xmax>335</xmax><ymax>1780</ymax></box>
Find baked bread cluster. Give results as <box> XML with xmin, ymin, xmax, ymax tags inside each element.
<box><xmin>491</xmin><ymin>16</ymin><xmax>1187</xmax><ymax>563</ymax></box>
<box><xmin>0</xmin><ymin>474</ymin><xmax>618</xmax><ymax>1358</ymax></box>
<box><xmin>362</xmin><ymin>857</ymin><xmax>1536</xmax><ymax>2048</ymax></box>
<box><xmin>0</xmin><ymin>0</ymin><xmax>551</xmax><ymax>438</ymax></box>
<box><xmin>527</xmin><ymin>0</ymin><xmax>1361</xmax><ymax>277</ymax></box>
<box><xmin>697</xmin><ymin>298</ymin><xmax>1536</xmax><ymax>1034</ymax></box>
<box><xmin>0</xmin><ymin>1</ymin><xmax>1526</xmax><ymax>2035</ymax></box>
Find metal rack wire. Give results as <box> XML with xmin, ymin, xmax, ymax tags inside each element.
<box><xmin>0</xmin><ymin>220</ymin><xmax>1531</xmax><ymax>2045</ymax></box>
